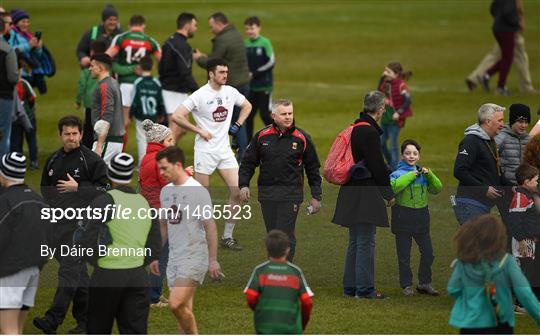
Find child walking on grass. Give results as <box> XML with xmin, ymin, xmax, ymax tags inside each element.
<box><xmin>244</xmin><ymin>230</ymin><xmax>313</xmax><ymax>334</ymax></box>
<box><xmin>448</xmin><ymin>214</ymin><xmax>540</xmax><ymax>334</ymax></box>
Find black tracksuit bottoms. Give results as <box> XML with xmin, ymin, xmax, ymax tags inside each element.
<box><xmin>260</xmin><ymin>201</ymin><xmax>300</xmax><ymax>261</ymax></box>
<box><xmin>87</xmin><ymin>266</ymin><xmax>150</xmax><ymax>334</ymax></box>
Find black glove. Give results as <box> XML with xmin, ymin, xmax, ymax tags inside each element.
<box><xmin>229</xmin><ymin>121</ymin><xmax>241</xmax><ymax>135</ymax></box>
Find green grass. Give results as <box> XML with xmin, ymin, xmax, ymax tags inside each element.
<box><xmin>2</xmin><ymin>0</ymin><xmax>540</xmax><ymax>333</ymax></box>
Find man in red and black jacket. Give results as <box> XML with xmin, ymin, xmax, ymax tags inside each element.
<box><xmin>239</xmin><ymin>99</ymin><xmax>322</xmax><ymax>261</ymax></box>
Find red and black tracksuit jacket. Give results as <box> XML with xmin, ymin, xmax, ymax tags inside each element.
<box><xmin>239</xmin><ymin>123</ymin><xmax>322</xmax><ymax>203</ymax></box>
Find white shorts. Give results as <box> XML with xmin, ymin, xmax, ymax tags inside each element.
<box><xmin>163</xmin><ymin>90</ymin><xmax>189</xmax><ymax>115</ymax></box>
<box><xmin>167</xmin><ymin>260</ymin><xmax>208</xmax><ymax>286</ymax></box>
<box><xmin>194</xmin><ymin>149</ymin><xmax>238</xmax><ymax>175</ymax></box>
<box><xmin>92</xmin><ymin>140</ymin><xmax>123</xmax><ymax>165</ymax></box>
<box><xmin>120</xmin><ymin>83</ymin><xmax>134</xmax><ymax>107</ymax></box>
<box><xmin>0</xmin><ymin>266</ymin><xmax>40</xmax><ymax>309</ymax></box>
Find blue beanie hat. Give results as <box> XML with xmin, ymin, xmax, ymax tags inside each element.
<box><xmin>11</xmin><ymin>9</ymin><xmax>29</xmax><ymax>24</ymax></box>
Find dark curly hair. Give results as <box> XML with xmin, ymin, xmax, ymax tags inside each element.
<box><xmin>523</xmin><ymin>134</ymin><xmax>540</xmax><ymax>170</ymax></box>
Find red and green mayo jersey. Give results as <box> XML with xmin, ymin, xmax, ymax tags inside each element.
<box><xmin>244</xmin><ymin>260</ymin><xmax>314</xmax><ymax>334</ymax></box>
<box><xmin>110</xmin><ymin>30</ymin><xmax>161</xmax><ymax>83</ymax></box>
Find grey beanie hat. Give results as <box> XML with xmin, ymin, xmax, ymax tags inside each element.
<box><xmin>142</xmin><ymin>119</ymin><xmax>172</xmax><ymax>143</ymax></box>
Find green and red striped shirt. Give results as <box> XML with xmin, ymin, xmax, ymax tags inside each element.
<box><xmin>244</xmin><ymin>260</ymin><xmax>313</xmax><ymax>334</ymax></box>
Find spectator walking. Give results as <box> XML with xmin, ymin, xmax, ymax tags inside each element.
<box><xmin>194</xmin><ymin>12</ymin><xmax>250</xmax><ymax>158</ymax></box>
<box><xmin>0</xmin><ymin>152</ymin><xmax>50</xmax><ymax>335</ymax></box>
<box><xmin>331</xmin><ymin>91</ymin><xmax>395</xmax><ymax>299</ymax></box>
<box><xmin>478</xmin><ymin>0</ymin><xmax>521</xmax><ymax>95</ymax></box>
<box><xmin>33</xmin><ymin>115</ymin><xmax>108</xmax><ymax>335</ymax></box>
<box><xmin>377</xmin><ymin>61</ymin><xmax>413</xmax><ymax>171</ymax></box>
<box><xmin>243</xmin><ymin>16</ymin><xmax>275</xmax><ymax>140</ymax></box>
<box><xmin>0</xmin><ymin>18</ymin><xmax>17</xmax><ymax>158</ymax></box>
<box><xmin>239</xmin><ymin>99</ymin><xmax>322</xmax><ymax>261</ymax></box>
<box><xmin>158</xmin><ymin>12</ymin><xmax>199</xmax><ymax>141</ymax></box>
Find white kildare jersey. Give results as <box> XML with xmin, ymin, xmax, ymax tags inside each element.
<box><xmin>160</xmin><ymin>177</ymin><xmax>213</xmax><ymax>265</ymax></box>
<box><xmin>182</xmin><ymin>83</ymin><xmax>246</xmax><ymax>154</ymax></box>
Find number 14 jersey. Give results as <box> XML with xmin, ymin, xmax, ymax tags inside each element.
<box><xmin>110</xmin><ymin>30</ymin><xmax>161</xmax><ymax>83</ymax></box>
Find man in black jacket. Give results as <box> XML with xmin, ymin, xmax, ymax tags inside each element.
<box><xmin>332</xmin><ymin>91</ymin><xmax>395</xmax><ymax>299</ymax></box>
<box><xmin>76</xmin><ymin>4</ymin><xmax>121</xmax><ymax>68</ymax></box>
<box><xmin>159</xmin><ymin>12</ymin><xmax>198</xmax><ymax>141</ymax></box>
<box><xmin>0</xmin><ymin>152</ymin><xmax>50</xmax><ymax>334</ymax></box>
<box><xmin>81</xmin><ymin>152</ymin><xmax>161</xmax><ymax>334</ymax></box>
<box><xmin>239</xmin><ymin>99</ymin><xmax>322</xmax><ymax>261</ymax></box>
<box><xmin>453</xmin><ymin>103</ymin><xmax>507</xmax><ymax>225</ymax></box>
<box><xmin>34</xmin><ymin>115</ymin><xmax>109</xmax><ymax>334</ymax></box>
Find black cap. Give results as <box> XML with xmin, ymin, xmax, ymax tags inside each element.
<box><xmin>101</xmin><ymin>4</ymin><xmax>118</xmax><ymax>22</ymax></box>
<box><xmin>509</xmin><ymin>103</ymin><xmax>531</xmax><ymax>125</ymax></box>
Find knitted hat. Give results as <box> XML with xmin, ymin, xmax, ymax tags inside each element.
<box><xmin>11</xmin><ymin>9</ymin><xmax>29</xmax><ymax>24</ymax></box>
<box><xmin>142</xmin><ymin>119</ymin><xmax>172</xmax><ymax>143</ymax></box>
<box><xmin>509</xmin><ymin>103</ymin><xmax>531</xmax><ymax>125</ymax></box>
<box><xmin>107</xmin><ymin>153</ymin><xmax>135</xmax><ymax>184</ymax></box>
<box><xmin>0</xmin><ymin>152</ymin><xmax>26</xmax><ymax>183</ymax></box>
<box><xmin>101</xmin><ymin>4</ymin><xmax>118</xmax><ymax>22</ymax></box>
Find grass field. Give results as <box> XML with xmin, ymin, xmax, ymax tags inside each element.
<box><xmin>2</xmin><ymin>0</ymin><xmax>540</xmax><ymax>334</ymax></box>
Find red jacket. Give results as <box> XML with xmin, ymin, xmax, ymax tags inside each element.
<box><xmin>139</xmin><ymin>142</ymin><xmax>168</xmax><ymax>208</ymax></box>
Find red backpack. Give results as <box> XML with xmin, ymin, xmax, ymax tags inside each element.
<box><xmin>323</xmin><ymin>122</ymin><xmax>370</xmax><ymax>185</ymax></box>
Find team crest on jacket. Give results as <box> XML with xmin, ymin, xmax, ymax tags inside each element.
<box><xmin>292</xmin><ymin>142</ymin><xmax>297</xmax><ymax>150</ymax></box>
<box><xmin>48</xmin><ymin>169</ymin><xmax>53</xmax><ymax>176</ymax></box>
<box><xmin>212</xmin><ymin>106</ymin><xmax>228</xmax><ymax>122</ymax></box>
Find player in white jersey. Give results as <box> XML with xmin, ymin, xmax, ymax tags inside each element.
<box><xmin>157</xmin><ymin>146</ymin><xmax>221</xmax><ymax>334</ymax></box>
<box><xmin>172</xmin><ymin>58</ymin><xmax>252</xmax><ymax>250</ymax></box>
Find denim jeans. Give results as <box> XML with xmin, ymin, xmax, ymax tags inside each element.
<box><xmin>231</xmin><ymin>84</ymin><xmax>250</xmax><ymax>160</ymax></box>
<box><xmin>149</xmin><ymin>242</ymin><xmax>169</xmax><ymax>303</ymax></box>
<box><xmin>343</xmin><ymin>223</ymin><xmax>376</xmax><ymax>296</ymax></box>
<box><xmin>395</xmin><ymin>231</ymin><xmax>434</xmax><ymax>288</ymax></box>
<box><xmin>0</xmin><ymin>98</ymin><xmax>14</xmax><ymax>158</ymax></box>
<box><xmin>380</xmin><ymin>123</ymin><xmax>400</xmax><ymax>171</ymax></box>
<box><xmin>453</xmin><ymin>199</ymin><xmax>491</xmax><ymax>225</ymax></box>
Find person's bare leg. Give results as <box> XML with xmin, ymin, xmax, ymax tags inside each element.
<box><xmin>17</xmin><ymin>310</ymin><xmax>28</xmax><ymax>334</ymax></box>
<box><xmin>194</xmin><ymin>172</ymin><xmax>210</xmax><ymax>188</ymax></box>
<box><xmin>169</xmin><ymin>279</ymin><xmax>198</xmax><ymax>334</ymax></box>
<box><xmin>217</xmin><ymin>168</ymin><xmax>241</xmax><ymax>245</ymax></box>
<box><xmin>0</xmin><ymin>309</ymin><xmax>21</xmax><ymax>334</ymax></box>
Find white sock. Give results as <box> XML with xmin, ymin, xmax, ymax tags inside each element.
<box><xmin>222</xmin><ymin>222</ymin><xmax>235</xmax><ymax>239</ymax></box>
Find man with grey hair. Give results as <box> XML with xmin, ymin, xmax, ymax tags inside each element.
<box><xmin>332</xmin><ymin>91</ymin><xmax>395</xmax><ymax>299</ymax></box>
<box><xmin>453</xmin><ymin>103</ymin><xmax>508</xmax><ymax>225</ymax></box>
<box><xmin>239</xmin><ymin>99</ymin><xmax>322</xmax><ymax>261</ymax></box>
